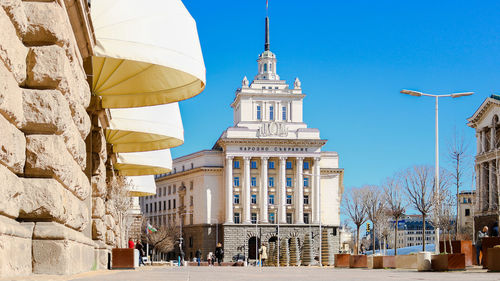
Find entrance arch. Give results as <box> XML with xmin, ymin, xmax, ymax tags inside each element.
<box><xmin>248</xmin><ymin>236</ymin><xmax>261</xmax><ymax>260</ymax></box>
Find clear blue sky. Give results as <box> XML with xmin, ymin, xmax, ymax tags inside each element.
<box><xmin>175</xmin><ymin>1</ymin><xmax>500</xmax><ymax>191</ymax></box>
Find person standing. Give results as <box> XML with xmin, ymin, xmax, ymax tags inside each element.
<box><xmin>215</xmin><ymin>243</ymin><xmax>224</xmax><ymax>266</ymax></box>
<box><xmin>128</xmin><ymin>239</ymin><xmax>135</xmax><ymax>249</ymax></box>
<box><xmin>207</xmin><ymin>252</ymin><xmax>214</xmax><ymax>266</ymax></box>
<box><xmin>476</xmin><ymin>226</ymin><xmax>489</xmax><ymax>265</ymax></box>
<box><xmin>492</xmin><ymin>222</ymin><xmax>499</xmax><ymax>237</ymax></box>
<box><xmin>259</xmin><ymin>244</ymin><xmax>268</xmax><ymax>267</ymax></box>
<box><xmin>195</xmin><ymin>249</ymin><xmax>202</xmax><ymax>266</ymax></box>
<box><xmin>135</xmin><ymin>240</ymin><xmax>145</xmax><ymax>266</ymax></box>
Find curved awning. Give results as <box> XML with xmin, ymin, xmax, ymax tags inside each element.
<box><xmin>106</xmin><ymin>103</ymin><xmax>184</xmax><ymax>153</ymax></box>
<box><xmin>115</xmin><ymin>149</ymin><xmax>172</xmax><ymax>176</ymax></box>
<box><xmin>91</xmin><ymin>0</ymin><xmax>206</xmax><ymax>108</ymax></box>
<box><xmin>127</xmin><ymin>175</ymin><xmax>156</xmax><ymax>197</ymax></box>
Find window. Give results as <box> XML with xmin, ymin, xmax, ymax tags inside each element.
<box><xmin>286</xmin><ymin>194</ymin><xmax>292</xmax><ymax>205</ymax></box>
<box><xmin>182</xmin><ymin>165</ymin><xmax>185</xmax><ymax>172</ymax></box>
<box><xmin>257</xmin><ymin>106</ymin><xmax>261</xmax><ymax>120</ymax></box>
<box><xmin>234</xmin><ymin>194</ymin><xmax>240</xmax><ymax>204</ymax></box>
<box><xmin>154</xmin><ymin>202</ymin><xmax>157</xmax><ymax>212</ymax></box>
<box><xmin>168</xmin><ymin>200</ymin><xmax>171</xmax><ymax>210</ymax></box>
<box><xmin>159</xmin><ymin>202</ymin><xmax>161</xmax><ymax>211</ymax></box>
<box><xmin>173</xmin><ymin>185</ymin><xmax>176</xmax><ymax>194</ymax></box>
<box><xmin>149</xmin><ymin>203</ymin><xmax>152</xmax><ymax>213</ymax></box>
<box><xmin>190</xmin><ymin>214</ymin><xmax>194</xmax><ymax>225</ymax></box>
<box><xmin>234</xmin><ymin>161</ymin><xmax>240</xmax><ymax>169</ymax></box>
<box><xmin>270</xmin><ymin>106</ymin><xmax>274</xmax><ymax>120</ymax></box>
<box><xmin>234</xmin><ymin>177</ymin><xmax>240</xmax><ymax>187</ymax></box>
<box><xmin>190</xmin><ymin>181</ymin><xmax>193</xmax><ymax>190</ymax></box>
<box><xmin>468</xmin><ymin>198</ymin><xmax>471</xmax><ymax>203</ymax></box>
<box><xmin>269</xmin><ymin>213</ymin><xmax>275</xmax><ymax>224</ymax></box>
<box><xmin>173</xmin><ymin>199</ymin><xmax>176</xmax><ymax>209</ymax></box>
<box><xmin>286</xmin><ymin>161</ymin><xmax>292</xmax><ymax>169</ymax></box>
<box><xmin>304</xmin><ymin>213</ymin><xmax>310</xmax><ymax>224</ymax></box>
<box><xmin>191</xmin><ymin>163</ymin><xmax>194</xmax><ymax>169</ymax></box>
<box><xmin>282</xmin><ymin>106</ymin><xmax>287</xmax><ymax>120</ymax></box>
<box><xmin>168</xmin><ymin>186</ymin><xmax>171</xmax><ymax>195</ymax></box>
<box><xmin>234</xmin><ymin>213</ymin><xmax>240</xmax><ymax>224</ymax></box>
<box><xmin>251</xmin><ymin>161</ymin><xmax>257</xmax><ymax>169</ymax></box>
<box><xmin>269</xmin><ymin>177</ymin><xmax>275</xmax><ymax>187</ymax></box>
<box><xmin>251</xmin><ymin>213</ymin><xmax>257</xmax><ymax>224</ymax></box>
<box><xmin>303</xmin><ymin>161</ymin><xmax>310</xmax><ymax>170</ymax></box>
<box><xmin>189</xmin><ymin>236</ymin><xmax>193</xmax><ymax>248</ymax></box>
<box><xmin>463</xmin><ymin>198</ymin><xmax>467</xmax><ymax>203</ymax></box>
<box><xmin>286</xmin><ymin>213</ymin><xmax>293</xmax><ymax>224</ymax></box>
<box><xmin>264</xmin><ymin>63</ymin><xmax>267</xmax><ymax>71</ymax></box>
<box><xmin>145</xmin><ymin>204</ymin><xmax>149</xmax><ymax>213</ymax></box>
<box><xmin>251</xmin><ymin>177</ymin><xmax>257</xmax><ymax>187</ymax></box>
<box><xmin>304</xmin><ymin>195</ymin><xmax>310</xmax><ymax>205</ymax></box>
<box><xmin>251</xmin><ymin>194</ymin><xmax>257</xmax><ymax>204</ymax></box>
<box><xmin>269</xmin><ymin>194</ymin><xmax>275</xmax><ymax>205</ymax></box>
<box><xmin>286</xmin><ymin>177</ymin><xmax>292</xmax><ymax>187</ymax></box>
<box><xmin>304</xmin><ymin>177</ymin><xmax>309</xmax><ymax>187</ymax></box>
<box><xmin>268</xmin><ymin>161</ymin><xmax>275</xmax><ymax>169</ymax></box>
<box><xmin>174</xmin><ymin>168</ymin><xmax>176</xmax><ymax>173</ymax></box>
<box><xmin>465</xmin><ymin>209</ymin><xmax>470</xmax><ymax>216</ymax></box>
<box><xmin>190</xmin><ymin>196</ymin><xmax>193</xmax><ymax>206</ymax></box>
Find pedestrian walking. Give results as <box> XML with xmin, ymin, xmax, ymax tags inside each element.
<box><xmin>215</xmin><ymin>243</ymin><xmax>224</xmax><ymax>266</ymax></box>
<box><xmin>135</xmin><ymin>240</ymin><xmax>145</xmax><ymax>266</ymax></box>
<box><xmin>207</xmin><ymin>252</ymin><xmax>214</xmax><ymax>266</ymax></box>
<box><xmin>128</xmin><ymin>238</ymin><xmax>135</xmax><ymax>249</ymax></box>
<box><xmin>195</xmin><ymin>249</ymin><xmax>202</xmax><ymax>266</ymax></box>
<box><xmin>476</xmin><ymin>226</ymin><xmax>489</xmax><ymax>265</ymax></box>
<box><xmin>259</xmin><ymin>244</ymin><xmax>268</xmax><ymax>266</ymax></box>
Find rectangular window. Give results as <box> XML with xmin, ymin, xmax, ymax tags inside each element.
<box><xmin>159</xmin><ymin>202</ymin><xmax>161</xmax><ymax>211</ymax></box>
<box><xmin>149</xmin><ymin>203</ymin><xmax>152</xmax><ymax>212</ymax></box>
<box><xmin>190</xmin><ymin>181</ymin><xmax>193</xmax><ymax>190</ymax></box>
<box><xmin>154</xmin><ymin>202</ymin><xmax>157</xmax><ymax>212</ymax></box>
<box><xmin>234</xmin><ymin>160</ymin><xmax>240</xmax><ymax>169</ymax></box>
<box><xmin>251</xmin><ymin>161</ymin><xmax>257</xmax><ymax>169</ymax></box>
<box><xmin>145</xmin><ymin>204</ymin><xmax>149</xmax><ymax>213</ymax></box>
<box><xmin>234</xmin><ymin>213</ymin><xmax>240</xmax><ymax>224</ymax></box>
<box><xmin>286</xmin><ymin>161</ymin><xmax>292</xmax><ymax>169</ymax></box>
<box><xmin>286</xmin><ymin>194</ymin><xmax>292</xmax><ymax>205</ymax></box>
<box><xmin>251</xmin><ymin>194</ymin><xmax>257</xmax><ymax>204</ymax></box>
<box><xmin>465</xmin><ymin>209</ymin><xmax>470</xmax><ymax>216</ymax></box>
<box><xmin>234</xmin><ymin>177</ymin><xmax>240</xmax><ymax>187</ymax></box>
<box><xmin>268</xmin><ymin>161</ymin><xmax>275</xmax><ymax>169</ymax></box>
<box><xmin>269</xmin><ymin>213</ymin><xmax>275</xmax><ymax>224</ymax></box>
<box><xmin>303</xmin><ymin>161</ymin><xmax>310</xmax><ymax>170</ymax></box>
<box><xmin>270</xmin><ymin>106</ymin><xmax>274</xmax><ymax>120</ymax></box>
<box><xmin>168</xmin><ymin>186</ymin><xmax>171</xmax><ymax>195</ymax></box>
<box><xmin>269</xmin><ymin>194</ymin><xmax>275</xmax><ymax>205</ymax></box>
<box><xmin>304</xmin><ymin>177</ymin><xmax>309</xmax><ymax>187</ymax></box>
<box><xmin>282</xmin><ymin>106</ymin><xmax>287</xmax><ymax>120</ymax></box>
<box><xmin>304</xmin><ymin>195</ymin><xmax>310</xmax><ymax>205</ymax></box>
<box><xmin>173</xmin><ymin>199</ymin><xmax>176</xmax><ymax>209</ymax></box>
<box><xmin>257</xmin><ymin>105</ymin><xmax>261</xmax><ymax>120</ymax></box>
<box><xmin>286</xmin><ymin>177</ymin><xmax>292</xmax><ymax>187</ymax></box>
<box><xmin>234</xmin><ymin>194</ymin><xmax>240</xmax><ymax>204</ymax></box>
<box><xmin>304</xmin><ymin>213</ymin><xmax>310</xmax><ymax>224</ymax></box>
<box><xmin>268</xmin><ymin>177</ymin><xmax>274</xmax><ymax>187</ymax></box>
<box><xmin>173</xmin><ymin>185</ymin><xmax>176</xmax><ymax>194</ymax></box>
<box><xmin>251</xmin><ymin>213</ymin><xmax>257</xmax><ymax>224</ymax></box>
<box><xmin>251</xmin><ymin>177</ymin><xmax>257</xmax><ymax>187</ymax></box>
<box><xmin>286</xmin><ymin>213</ymin><xmax>293</xmax><ymax>224</ymax></box>
<box><xmin>190</xmin><ymin>214</ymin><xmax>194</xmax><ymax>225</ymax></box>
<box><xmin>190</xmin><ymin>196</ymin><xmax>193</xmax><ymax>206</ymax></box>
<box><xmin>168</xmin><ymin>200</ymin><xmax>171</xmax><ymax>210</ymax></box>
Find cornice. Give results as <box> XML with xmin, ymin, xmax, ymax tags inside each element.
<box><xmin>156</xmin><ymin>166</ymin><xmax>223</xmax><ymax>182</ymax></box>
<box><xmin>216</xmin><ymin>137</ymin><xmax>327</xmax><ymax>149</ymax></box>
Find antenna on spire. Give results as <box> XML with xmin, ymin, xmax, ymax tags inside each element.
<box><xmin>265</xmin><ymin>16</ymin><xmax>270</xmax><ymax>51</ymax></box>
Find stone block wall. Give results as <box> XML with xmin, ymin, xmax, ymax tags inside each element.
<box><xmin>0</xmin><ymin>0</ymin><xmax>102</xmax><ymax>277</ymax></box>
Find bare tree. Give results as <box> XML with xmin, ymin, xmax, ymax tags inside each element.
<box><xmin>402</xmin><ymin>165</ymin><xmax>436</xmax><ymax>252</ymax></box>
<box><xmin>377</xmin><ymin>210</ymin><xmax>392</xmax><ymax>255</ymax></box>
<box><xmin>342</xmin><ymin>187</ymin><xmax>368</xmax><ymax>255</ymax></box>
<box><xmin>437</xmin><ymin>186</ymin><xmax>454</xmax><ymax>254</ymax></box>
<box><xmin>383</xmin><ymin>176</ymin><xmax>406</xmax><ymax>255</ymax></box>
<box><xmin>361</xmin><ymin>185</ymin><xmax>385</xmax><ymax>254</ymax></box>
<box><xmin>142</xmin><ymin>223</ymin><xmax>179</xmax><ymax>261</ymax></box>
<box><xmin>107</xmin><ymin>176</ymin><xmax>133</xmax><ymax>248</ymax></box>
<box><xmin>447</xmin><ymin>129</ymin><xmax>470</xmax><ymax>238</ymax></box>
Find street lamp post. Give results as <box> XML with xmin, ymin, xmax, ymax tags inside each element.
<box><xmin>178</xmin><ymin>211</ymin><xmax>193</xmax><ymax>265</ymax></box>
<box><xmin>400</xmin><ymin>89</ymin><xmax>473</xmax><ymax>254</ymax></box>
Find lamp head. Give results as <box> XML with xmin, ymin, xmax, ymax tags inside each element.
<box><xmin>400</xmin><ymin>89</ymin><xmax>423</xmax><ymax>97</ymax></box>
<box><xmin>451</xmin><ymin>92</ymin><xmax>474</xmax><ymax>98</ymax></box>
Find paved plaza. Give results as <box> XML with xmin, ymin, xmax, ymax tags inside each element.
<box><xmin>66</xmin><ymin>266</ymin><xmax>497</xmax><ymax>281</ymax></box>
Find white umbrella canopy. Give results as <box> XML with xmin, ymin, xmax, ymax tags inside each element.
<box><xmin>115</xmin><ymin>149</ymin><xmax>172</xmax><ymax>176</ymax></box>
<box><xmin>127</xmin><ymin>175</ymin><xmax>156</xmax><ymax>197</ymax></box>
<box><xmin>91</xmin><ymin>0</ymin><xmax>206</xmax><ymax>108</ymax></box>
<box><xmin>106</xmin><ymin>102</ymin><xmax>184</xmax><ymax>153</ymax></box>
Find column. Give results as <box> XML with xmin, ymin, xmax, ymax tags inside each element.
<box><xmin>312</xmin><ymin>157</ymin><xmax>321</xmax><ymax>224</ymax></box>
<box><xmin>477</xmin><ymin>132</ymin><xmax>481</xmax><ymax>155</ymax></box>
<box><xmin>243</xmin><ymin>156</ymin><xmax>251</xmax><ymax>224</ymax></box>
<box><xmin>481</xmin><ymin>130</ymin><xmax>486</xmax><ymax>153</ymax></box>
<box><xmin>225</xmin><ymin>156</ymin><xmax>233</xmax><ymax>223</ymax></box>
<box><xmin>279</xmin><ymin>157</ymin><xmax>287</xmax><ymax>223</ymax></box>
<box><xmin>260</xmin><ymin>157</ymin><xmax>269</xmax><ymax>223</ymax></box>
<box><xmin>492</xmin><ymin>126</ymin><xmax>497</xmax><ymax>151</ymax></box>
<box><xmin>295</xmin><ymin>157</ymin><xmax>304</xmax><ymax>224</ymax></box>
<box><xmin>490</xmin><ymin>161</ymin><xmax>494</xmax><ymax>211</ymax></box>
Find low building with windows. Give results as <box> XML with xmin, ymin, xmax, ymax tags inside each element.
<box><xmin>387</xmin><ymin>215</ymin><xmax>437</xmax><ymax>249</ymax></box>
<box><xmin>140</xmin><ymin>16</ymin><xmax>344</xmax><ymax>262</ymax></box>
<box><xmin>458</xmin><ymin>190</ymin><xmax>475</xmax><ymax>237</ymax></box>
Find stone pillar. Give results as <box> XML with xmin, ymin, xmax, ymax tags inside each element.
<box><xmin>312</xmin><ymin>157</ymin><xmax>321</xmax><ymax>224</ymax></box>
<box><xmin>295</xmin><ymin>157</ymin><xmax>304</xmax><ymax>224</ymax></box>
<box><xmin>490</xmin><ymin>161</ymin><xmax>495</xmax><ymax>211</ymax></box>
<box><xmin>481</xmin><ymin>130</ymin><xmax>486</xmax><ymax>153</ymax></box>
<box><xmin>260</xmin><ymin>157</ymin><xmax>269</xmax><ymax>223</ymax></box>
<box><xmin>225</xmin><ymin>156</ymin><xmax>234</xmax><ymax>224</ymax></box>
<box><xmin>477</xmin><ymin>164</ymin><xmax>482</xmax><ymax>211</ymax></box>
<box><xmin>243</xmin><ymin>156</ymin><xmax>251</xmax><ymax>224</ymax></box>
<box><xmin>279</xmin><ymin>157</ymin><xmax>287</xmax><ymax>223</ymax></box>
<box><xmin>491</xmin><ymin>126</ymin><xmax>496</xmax><ymax>151</ymax></box>
<box><xmin>477</xmin><ymin>132</ymin><xmax>481</xmax><ymax>155</ymax></box>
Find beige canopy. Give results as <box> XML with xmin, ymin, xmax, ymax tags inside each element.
<box><xmin>127</xmin><ymin>175</ymin><xmax>156</xmax><ymax>197</ymax></box>
<box><xmin>115</xmin><ymin>149</ymin><xmax>172</xmax><ymax>176</ymax></box>
<box><xmin>106</xmin><ymin>103</ymin><xmax>184</xmax><ymax>153</ymax></box>
<box><xmin>91</xmin><ymin>0</ymin><xmax>206</xmax><ymax>108</ymax></box>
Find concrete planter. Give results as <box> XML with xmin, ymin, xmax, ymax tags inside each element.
<box><xmin>417</xmin><ymin>252</ymin><xmax>432</xmax><ymax>271</ymax></box>
<box><xmin>395</xmin><ymin>254</ymin><xmax>417</xmax><ymax>269</ymax></box>
<box><xmin>487</xmin><ymin>247</ymin><xmax>500</xmax><ymax>272</ymax></box>
<box><xmin>439</xmin><ymin>240</ymin><xmax>473</xmax><ymax>266</ymax></box>
<box><xmin>382</xmin><ymin>256</ymin><xmax>395</xmax><ymax>268</ymax></box>
<box><xmin>482</xmin><ymin>237</ymin><xmax>500</xmax><ymax>268</ymax></box>
<box><xmin>367</xmin><ymin>256</ymin><xmax>384</xmax><ymax>269</ymax></box>
<box><xmin>349</xmin><ymin>255</ymin><xmax>367</xmax><ymax>268</ymax></box>
<box><xmin>334</xmin><ymin>254</ymin><xmax>350</xmax><ymax>268</ymax></box>
<box><xmin>431</xmin><ymin>254</ymin><xmax>465</xmax><ymax>271</ymax></box>
<box><xmin>431</xmin><ymin>254</ymin><xmax>448</xmax><ymax>271</ymax></box>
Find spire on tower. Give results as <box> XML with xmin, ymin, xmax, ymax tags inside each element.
<box><xmin>265</xmin><ymin>17</ymin><xmax>270</xmax><ymax>51</ymax></box>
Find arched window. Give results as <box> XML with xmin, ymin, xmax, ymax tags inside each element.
<box><xmin>264</xmin><ymin>63</ymin><xmax>267</xmax><ymax>71</ymax></box>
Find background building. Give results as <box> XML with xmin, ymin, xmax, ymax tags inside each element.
<box><xmin>141</xmin><ymin>16</ymin><xmax>344</xmax><ymax>262</ymax></box>
<box><xmin>458</xmin><ymin>190</ymin><xmax>475</xmax><ymax>238</ymax></box>
<box><xmin>387</xmin><ymin>215</ymin><xmax>436</xmax><ymax>249</ymax></box>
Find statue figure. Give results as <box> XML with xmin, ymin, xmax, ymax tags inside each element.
<box><xmin>242</xmin><ymin>76</ymin><xmax>249</xmax><ymax>87</ymax></box>
<box><xmin>294</xmin><ymin>77</ymin><xmax>301</xmax><ymax>89</ymax></box>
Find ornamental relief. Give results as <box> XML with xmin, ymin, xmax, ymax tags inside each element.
<box><xmin>258</xmin><ymin>121</ymin><xmax>288</xmax><ymax>137</ymax></box>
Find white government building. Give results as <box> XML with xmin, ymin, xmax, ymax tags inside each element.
<box><xmin>140</xmin><ymin>16</ymin><xmax>344</xmax><ymax>262</ymax></box>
